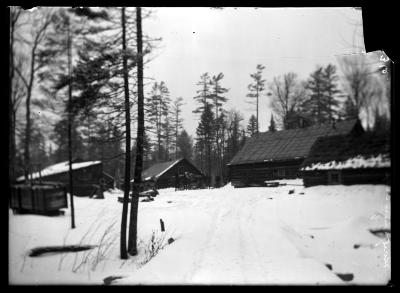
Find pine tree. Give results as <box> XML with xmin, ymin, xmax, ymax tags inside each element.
<box><xmin>322</xmin><ymin>64</ymin><xmax>341</xmax><ymax>122</ymax></box>
<box><xmin>246</xmin><ymin>114</ymin><xmax>258</xmax><ymax>137</ymax></box>
<box><xmin>193</xmin><ymin>72</ymin><xmax>212</xmax><ymax>114</ymax></box>
<box><xmin>146</xmin><ymin>81</ymin><xmax>171</xmax><ymax>161</ymax></box>
<box><xmin>246</xmin><ymin>64</ymin><xmax>266</xmax><ymax>133</ymax></box>
<box><xmin>226</xmin><ymin>109</ymin><xmax>243</xmax><ymax>163</ymax></box>
<box><xmin>171</xmin><ymin>97</ymin><xmax>184</xmax><ymax>159</ymax></box>
<box><xmin>269</xmin><ymin>114</ymin><xmax>276</xmax><ymax>132</ymax></box>
<box><xmin>210</xmin><ymin>73</ymin><xmax>228</xmax><ymax>181</ymax></box>
<box><xmin>303</xmin><ymin>66</ymin><xmax>326</xmax><ymax>125</ymax></box>
<box><xmin>128</xmin><ymin>6</ymin><xmax>145</xmax><ymax>256</ymax></box>
<box><xmin>177</xmin><ymin>129</ymin><xmax>193</xmax><ymax>160</ymax></box>
<box><xmin>196</xmin><ymin>103</ymin><xmax>215</xmax><ymax>180</ymax></box>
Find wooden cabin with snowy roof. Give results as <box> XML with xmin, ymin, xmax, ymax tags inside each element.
<box><xmin>15</xmin><ymin>160</ymin><xmax>107</xmax><ymax>197</ymax></box>
<box><xmin>227</xmin><ymin>119</ymin><xmax>363</xmax><ymax>187</ymax></box>
<box><xmin>300</xmin><ymin>132</ymin><xmax>390</xmax><ymax>187</ymax></box>
<box><xmin>134</xmin><ymin>158</ymin><xmax>204</xmax><ymax>189</ymax></box>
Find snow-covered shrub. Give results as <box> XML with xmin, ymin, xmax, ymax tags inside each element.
<box><xmin>139</xmin><ymin>231</ymin><xmax>168</xmax><ymax>266</ymax></box>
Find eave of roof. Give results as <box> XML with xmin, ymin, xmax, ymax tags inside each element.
<box><xmin>16</xmin><ymin>160</ymin><xmax>102</xmax><ymax>182</ymax></box>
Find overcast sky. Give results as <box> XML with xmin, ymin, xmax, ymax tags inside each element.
<box><xmin>142</xmin><ymin>7</ymin><xmax>365</xmax><ymax>136</ymax></box>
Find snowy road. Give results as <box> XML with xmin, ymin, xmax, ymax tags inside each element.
<box><xmin>9</xmin><ymin>182</ymin><xmax>390</xmax><ymax>285</ymax></box>
<box><xmin>117</xmin><ymin>183</ymin><xmax>390</xmax><ymax>285</ymax></box>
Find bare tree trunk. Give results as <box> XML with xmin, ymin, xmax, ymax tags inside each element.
<box><xmin>24</xmin><ymin>50</ymin><xmax>35</xmax><ymax>182</ymax></box>
<box><xmin>120</xmin><ymin>7</ymin><xmax>131</xmax><ymax>260</ymax></box>
<box><xmin>9</xmin><ymin>10</ymin><xmax>15</xmax><ymax>185</ymax></box>
<box><xmin>67</xmin><ymin>18</ymin><xmax>76</xmax><ymax>229</ymax></box>
<box><xmin>175</xmin><ymin>113</ymin><xmax>178</xmax><ymax>159</ymax></box>
<box><xmin>128</xmin><ymin>6</ymin><xmax>143</xmax><ymax>256</ymax></box>
<box><xmin>256</xmin><ymin>87</ymin><xmax>259</xmax><ymax>134</ymax></box>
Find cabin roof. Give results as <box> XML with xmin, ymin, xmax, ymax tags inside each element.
<box><xmin>228</xmin><ymin>119</ymin><xmax>360</xmax><ymax>165</ymax></box>
<box><xmin>16</xmin><ymin>160</ymin><xmax>102</xmax><ymax>182</ymax></box>
<box><xmin>130</xmin><ymin>158</ymin><xmax>184</xmax><ymax>183</ymax></box>
<box><xmin>301</xmin><ymin>132</ymin><xmax>390</xmax><ymax>170</ymax></box>
<box><xmin>142</xmin><ymin>158</ymin><xmax>183</xmax><ymax>180</ymax></box>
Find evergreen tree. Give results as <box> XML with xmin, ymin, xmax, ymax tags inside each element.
<box><xmin>128</xmin><ymin>7</ymin><xmax>145</xmax><ymax>256</ymax></box>
<box><xmin>210</xmin><ymin>73</ymin><xmax>228</xmax><ymax>181</ymax></box>
<box><xmin>196</xmin><ymin>103</ymin><xmax>215</xmax><ymax>179</ymax></box>
<box><xmin>302</xmin><ymin>66</ymin><xmax>326</xmax><ymax>124</ymax></box>
<box><xmin>226</xmin><ymin>109</ymin><xmax>243</xmax><ymax>164</ymax></box>
<box><xmin>269</xmin><ymin>114</ymin><xmax>276</xmax><ymax>132</ymax></box>
<box><xmin>246</xmin><ymin>114</ymin><xmax>258</xmax><ymax>137</ymax></box>
<box><xmin>373</xmin><ymin>106</ymin><xmax>390</xmax><ymax>134</ymax></box>
<box><xmin>177</xmin><ymin>129</ymin><xmax>193</xmax><ymax>160</ymax></box>
<box><xmin>246</xmin><ymin>64</ymin><xmax>266</xmax><ymax>133</ymax></box>
<box><xmin>171</xmin><ymin>97</ymin><xmax>184</xmax><ymax>159</ymax></box>
<box><xmin>50</xmin><ymin>116</ymin><xmax>85</xmax><ymax>162</ymax></box>
<box><xmin>322</xmin><ymin>64</ymin><xmax>341</xmax><ymax>122</ymax></box>
<box><xmin>193</xmin><ymin>72</ymin><xmax>212</xmax><ymax>114</ymax></box>
<box><xmin>146</xmin><ymin>81</ymin><xmax>171</xmax><ymax>161</ymax></box>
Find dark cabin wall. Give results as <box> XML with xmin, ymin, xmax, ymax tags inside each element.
<box><xmin>302</xmin><ymin>168</ymin><xmax>390</xmax><ymax>187</ymax></box>
<box><xmin>156</xmin><ymin>159</ymin><xmax>203</xmax><ymax>189</ymax></box>
<box><xmin>31</xmin><ymin>164</ymin><xmax>103</xmax><ymax>196</ymax></box>
<box><xmin>229</xmin><ymin>159</ymin><xmax>303</xmax><ymax>187</ymax></box>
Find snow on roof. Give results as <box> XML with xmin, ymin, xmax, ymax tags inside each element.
<box><xmin>302</xmin><ymin>154</ymin><xmax>390</xmax><ymax>171</ymax></box>
<box><xmin>16</xmin><ymin>160</ymin><xmax>101</xmax><ymax>182</ymax></box>
<box><xmin>131</xmin><ymin>159</ymin><xmax>183</xmax><ymax>182</ymax></box>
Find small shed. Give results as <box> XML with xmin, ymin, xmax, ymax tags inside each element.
<box><xmin>16</xmin><ymin>160</ymin><xmax>105</xmax><ymax>197</ymax></box>
<box><xmin>300</xmin><ymin>132</ymin><xmax>390</xmax><ymax>187</ymax></box>
<box><xmin>10</xmin><ymin>182</ymin><xmax>68</xmax><ymax>214</ymax></box>
<box><xmin>228</xmin><ymin>119</ymin><xmax>363</xmax><ymax>187</ymax></box>
<box><xmin>134</xmin><ymin>158</ymin><xmax>204</xmax><ymax>189</ymax></box>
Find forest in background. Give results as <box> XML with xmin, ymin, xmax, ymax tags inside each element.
<box><xmin>9</xmin><ymin>7</ymin><xmax>391</xmax><ymax>186</ymax></box>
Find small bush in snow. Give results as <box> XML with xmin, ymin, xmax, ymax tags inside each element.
<box><xmin>139</xmin><ymin>231</ymin><xmax>168</xmax><ymax>266</ymax></box>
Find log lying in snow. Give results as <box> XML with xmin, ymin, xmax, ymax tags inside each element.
<box><xmin>265</xmin><ymin>182</ymin><xmax>280</xmax><ymax>187</ymax></box>
<box><xmin>335</xmin><ymin>273</ymin><xmax>354</xmax><ymax>282</ymax></box>
<box><xmin>139</xmin><ymin>189</ymin><xmax>159</xmax><ymax>197</ymax></box>
<box><xmin>103</xmin><ymin>275</ymin><xmax>125</xmax><ymax>285</ymax></box>
<box><xmin>29</xmin><ymin>245</ymin><xmax>97</xmax><ymax>257</ymax></box>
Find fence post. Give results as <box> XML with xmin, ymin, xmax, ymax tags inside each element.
<box><xmin>160</xmin><ymin>219</ymin><xmax>165</xmax><ymax>232</ymax></box>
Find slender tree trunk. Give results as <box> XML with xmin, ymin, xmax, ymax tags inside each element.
<box><xmin>67</xmin><ymin>18</ymin><xmax>76</xmax><ymax>229</ymax></box>
<box><xmin>175</xmin><ymin>112</ymin><xmax>178</xmax><ymax>159</ymax></box>
<box><xmin>9</xmin><ymin>14</ymin><xmax>15</xmax><ymax>185</ymax></box>
<box><xmin>256</xmin><ymin>87</ymin><xmax>259</xmax><ymax>134</ymax></box>
<box><xmin>120</xmin><ymin>7</ymin><xmax>131</xmax><ymax>259</ymax></box>
<box><xmin>128</xmin><ymin>6</ymin><xmax>144</xmax><ymax>256</ymax></box>
<box><xmin>24</xmin><ymin>49</ymin><xmax>35</xmax><ymax>182</ymax></box>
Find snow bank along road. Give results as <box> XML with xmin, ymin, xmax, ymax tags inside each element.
<box><xmin>9</xmin><ymin>182</ymin><xmax>390</xmax><ymax>285</ymax></box>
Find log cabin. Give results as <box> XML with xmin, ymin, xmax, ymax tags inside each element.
<box><xmin>15</xmin><ymin>160</ymin><xmax>108</xmax><ymax>196</ymax></box>
<box><xmin>227</xmin><ymin>119</ymin><xmax>363</xmax><ymax>187</ymax></box>
<box><xmin>300</xmin><ymin>132</ymin><xmax>390</xmax><ymax>187</ymax></box>
<box><xmin>132</xmin><ymin>158</ymin><xmax>204</xmax><ymax>189</ymax></box>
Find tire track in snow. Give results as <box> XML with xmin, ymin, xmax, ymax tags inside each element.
<box><xmin>182</xmin><ymin>194</ymin><xmax>223</xmax><ymax>283</ymax></box>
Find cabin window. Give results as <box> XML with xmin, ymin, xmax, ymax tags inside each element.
<box><xmin>328</xmin><ymin>171</ymin><xmax>341</xmax><ymax>185</ymax></box>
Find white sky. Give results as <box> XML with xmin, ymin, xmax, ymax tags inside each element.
<box><xmin>143</xmin><ymin>7</ymin><xmax>365</xmax><ymax>136</ymax></box>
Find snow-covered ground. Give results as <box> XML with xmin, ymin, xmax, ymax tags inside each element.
<box><xmin>9</xmin><ymin>181</ymin><xmax>391</xmax><ymax>285</ymax></box>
